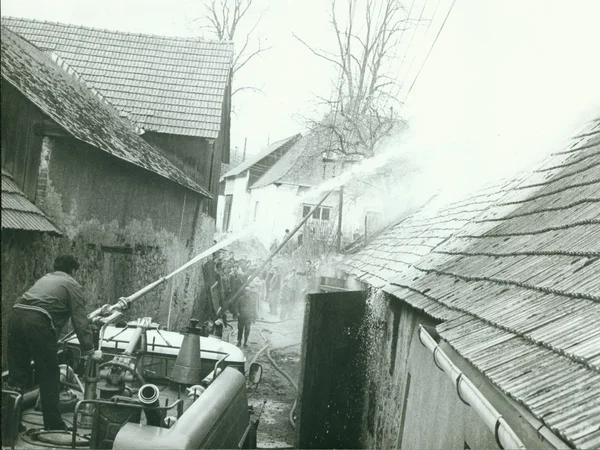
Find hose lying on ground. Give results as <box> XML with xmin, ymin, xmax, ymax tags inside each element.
<box><xmin>258</xmin><ymin>329</ymin><xmax>300</xmax><ymax>430</ymax></box>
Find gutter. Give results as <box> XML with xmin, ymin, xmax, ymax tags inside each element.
<box><xmin>440</xmin><ymin>343</ymin><xmax>570</xmax><ymax>449</ymax></box>
<box><xmin>418</xmin><ymin>325</ymin><xmax>526</xmax><ymax>450</ymax></box>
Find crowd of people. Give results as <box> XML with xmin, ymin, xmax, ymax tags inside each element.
<box><xmin>212</xmin><ymin>250</ymin><xmax>318</xmax><ymax>347</ymax></box>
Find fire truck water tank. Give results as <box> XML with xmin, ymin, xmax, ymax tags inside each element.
<box><xmin>112</xmin><ymin>367</ymin><xmax>251</xmax><ymax>449</ymax></box>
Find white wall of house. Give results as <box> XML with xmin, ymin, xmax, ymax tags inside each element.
<box><xmin>215</xmin><ymin>193</ymin><xmax>225</xmax><ymax>232</ymax></box>
<box><xmin>246</xmin><ymin>183</ymin><xmax>379</xmax><ymax>249</ymax></box>
<box><xmin>218</xmin><ymin>178</ymin><xmax>387</xmax><ymax>249</ymax></box>
<box><xmin>343</xmin><ymin>184</ymin><xmax>387</xmax><ymax>239</ymax></box>
<box><xmin>217</xmin><ymin>172</ymin><xmax>252</xmax><ymax>233</ymax></box>
<box><xmin>248</xmin><ymin>184</ymin><xmax>303</xmax><ymax>248</ymax></box>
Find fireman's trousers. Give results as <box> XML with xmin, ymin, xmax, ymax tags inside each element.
<box><xmin>7</xmin><ymin>308</ymin><xmax>66</xmax><ymax>430</ymax></box>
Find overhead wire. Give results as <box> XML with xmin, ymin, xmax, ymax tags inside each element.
<box><xmin>403</xmin><ymin>0</ymin><xmax>457</xmax><ymax>102</ymax></box>
<box><xmin>395</xmin><ymin>0</ymin><xmax>436</xmax><ymax>97</ymax></box>
<box><xmin>387</xmin><ymin>0</ymin><xmax>419</xmax><ymax>94</ymax></box>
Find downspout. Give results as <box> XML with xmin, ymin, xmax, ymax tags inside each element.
<box><xmin>418</xmin><ymin>325</ymin><xmax>526</xmax><ymax>450</ymax></box>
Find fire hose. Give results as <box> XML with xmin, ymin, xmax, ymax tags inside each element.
<box><xmin>258</xmin><ymin>329</ymin><xmax>300</xmax><ymax>430</ymax></box>
<box><xmin>32</xmin><ymin>194</ymin><xmax>331</xmax><ymax>449</ymax></box>
<box><xmin>219</xmin><ymin>191</ymin><xmax>333</xmax><ymax>316</ymax></box>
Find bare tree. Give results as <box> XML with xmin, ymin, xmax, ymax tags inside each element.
<box><xmin>199</xmin><ymin>0</ymin><xmax>271</xmax><ymax>95</ymax></box>
<box><xmin>296</xmin><ymin>0</ymin><xmax>412</xmax><ymax>157</ymax></box>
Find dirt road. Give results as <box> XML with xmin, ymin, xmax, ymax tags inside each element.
<box><xmin>230</xmin><ymin>296</ymin><xmax>305</xmax><ymax>448</ymax></box>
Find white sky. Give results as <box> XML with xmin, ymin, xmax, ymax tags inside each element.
<box><xmin>2</xmin><ymin>0</ymin><xmax>600</xmax><ymax>199</ymax></box>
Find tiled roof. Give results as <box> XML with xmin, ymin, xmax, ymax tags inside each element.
<box><xmin>1</xmin><ymin>168</ymin><xmax>61</xmax><ymax>234</ymax></box>
<box><xmin>222</xmin><ymin>134</ymin><xmax>302</xmax><ymax>179</ymax></box>
<box><xmin>343</xmin><ymin>179</ymin><xmax>519</xmax><ymax>289</ymax></box>
<box><xmin>344</xmin><ymin>116</ymin><xmax>600</xmax><ymax>448</ymax></box>
<box><xmin>1</xmin><ymin>27</ymin><xmax>210</xmax><ymax>197</ymax></box>
<box><xmin>2</xmin><ymin>16</ymin><xmax>234</xmax><ymax>139</ymax></box>
<box><xmin>252</xmin><ymin>132</ymin><xmax>338</xmax><ymax>189</ymax></box>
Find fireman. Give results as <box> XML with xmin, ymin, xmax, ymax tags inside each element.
<box><xmin>235</xmin><ymin>279</ymin><xmax>260</xmax><ymax>347</ymax></box>
<box><xmin>279</xmin><ymin>271</ymin><xmax>300</xmax><ymax>320</ymax></box>
<box><xmin>7</xmin><ymin>255</ymin><xmax>102</xmax><ymax>431</ymax></box>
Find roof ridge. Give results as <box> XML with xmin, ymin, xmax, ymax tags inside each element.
<box><xmin>222</xmin><ymin>133</ymin><xmax>302</xmax><ymax>180</ymax></box>
<box><xmin>2</xmin><ymin>16</ymin><xmax>234</xmax><ymax>46</ymax></box>
<box><xmin>1</xmin><ymin>26</ymin><xmax>210</xmax><ymax>197</ymax></box>
<box><xmin>2</xmin><ymin>16</ymin><xmax>233</xmax><ymax>138</ymax></box>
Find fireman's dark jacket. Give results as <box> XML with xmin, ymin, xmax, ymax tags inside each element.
<box><xmin>13</xmin><ymin>271</ymin><xmax>95</xmax><ymax>355</ymax></box>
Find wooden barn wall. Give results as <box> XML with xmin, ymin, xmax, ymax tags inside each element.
<box><xmin>1</xmin><ymin>80</ymin><xmax>45</xmax><ymax>200</ymax></box>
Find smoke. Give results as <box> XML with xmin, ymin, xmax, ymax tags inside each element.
<box><xmin>303</xmin><ymin>0</ymin><xmax>600</xmax><ymax>219</ymax></box>
<box><xmin>395</xmin><ymin>0</ymin><xmax>600</xmax><ymax>203</ymax></box>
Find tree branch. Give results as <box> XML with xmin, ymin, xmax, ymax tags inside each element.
<box><xmin>293</xmin><ymin>33</ymin><xmax>345</xmax><ymax>70</ymax></box>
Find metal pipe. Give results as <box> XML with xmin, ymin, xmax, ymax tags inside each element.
<box><xmin>123</xmin><ymin>326</ymin><xmax>144</xmax><ymax>356</ymax></box>
<box><xmin>138</xmin><ymin>384</ymin><xmax>160</xmax><ymax>405</ymax></box>
<box><xmin>22</xmin><ymin>389</ymin><xmax>40</xmax><ymax>410</ymax></box>
<box><xmin>220</xmin><ymin>191</ymin><xmax>334</xmax><ymax>314</ymax></box>
<box><xmin>418</xmin><ymin>326</ymin><xmax>525</xmax><ymax>449</ymax></box>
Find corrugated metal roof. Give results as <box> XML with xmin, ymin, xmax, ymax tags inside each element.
<box><xmin>1</xmin><ymin>169</ymin><xmax>61</xmax><ymax>234</ymax></box>
<box><xmin>221</xmin><ymin>134</ymin><xmax>302</xmax><ymax>180</ymax></box>
<box><xmin>2</xmin><ymin>16</ymin><xmax>234</xmax><ymax>139</ymax></box>
<box><xmin>344</xmin><ymin>116</ymin><xmax>600</xmax><ymax>448</ymax></box>
<box><xmin>1</xmin><ymin>27</ymin><xmax>211</xmax><ymax>197</ymax></box>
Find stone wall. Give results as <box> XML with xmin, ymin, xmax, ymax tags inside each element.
<box><xmin>1</xmin><ymin>135</ymin><xmax>217</xmax><ymax>369</ymax></box>
<box><xmin>359</xmin><ymin>291</ymin><xmax>500</xmax><ymax>449</ymax></box>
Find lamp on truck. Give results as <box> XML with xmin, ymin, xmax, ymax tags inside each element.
<box><xmin>170</xmin><ymin>319</ymin><xmax>202</xmax><ymax>385</ymax></box>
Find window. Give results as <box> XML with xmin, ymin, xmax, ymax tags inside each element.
<box><xmin>302</xmin><ymin>204</ymin><xmax>332</xmax><ymax>221</ymax></box>
<box><xmin>366</xmin><ymin>211</ymin><xmax>383</xmax><ymax>234</ymax></box>
<box><xmin>253</xmin><ymin>201</ymin><xmax>259</xmax><ymax>222</ymax></box>
<box><xmin>223</xmin><ymin>195</ymin><xmax>233</xmax><ymax>231</ymax></box>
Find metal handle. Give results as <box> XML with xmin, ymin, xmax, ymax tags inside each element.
<box><xmin>213</xmin><ymin>354</ymin><xmax>229</xmax><ymax>378</ymax></box>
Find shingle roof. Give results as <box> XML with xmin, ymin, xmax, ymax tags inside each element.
<box><xmin>252</xmin><ymin>132</ymin><xmax>337</xmax><ymax>189</ymax></box>
<box><xmin>2</xmin><ymin>16</ymin><xmax>234</xmax><ymax>139</ymax></box>
<box><xmin>1</xmin><ymin>168</ymin><xmax>61</xmax><ymax>234</ymax></box>
<box><xmin>343</xmin><ymin>179</ymin><xmax>519</xmax><ymax>289</ymax></box>
<box><xmin>222</xmin><ymin>134</ymin><xmax>302</xmax><ymax>180</ymax></box>
<box><xmin>344</xmin><ymin>116</ymin><xmax>600</xmax><ymax>448</ymax></box>
<box><xmin>1</xmin><ymin>26</ymin><xmax>210</xmax><ymax>197</ymax></box>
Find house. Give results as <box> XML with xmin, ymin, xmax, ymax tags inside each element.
<box><xmin>217</xmin><ymin>134</ymin><xmax>301</xmax><ymax>233</ymax></box>
<box><xmin>1</xmin><ymin>27</ymin><xmax>229</xmax><ymax>366</ymax></box>
<box><xmin>2</xmin><ymin>16</ymin><xmax>234</xmax><ymax>216</ymax></box>
<box><xmin>243</xmin><ymin>131</ymin><xmax>403</xmax><ymax>251</ymax></box>
<box><xmin>333</xmin><ymin>114</ymin><xmax>600</xmax><ymax>448</ymax></box>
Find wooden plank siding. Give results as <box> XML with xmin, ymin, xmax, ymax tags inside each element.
<box><xmin>1</xmin><ymin>80</ymin><xmax>44</xmax><ymax>201</ymax></box>
<box><xmin>297</xmin><ymin>290</ymin><xmax>367</xmax><ymax>449</ymax></box>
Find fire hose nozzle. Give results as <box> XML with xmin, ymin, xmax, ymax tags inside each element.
<box><xmin>115</xmin><ymin>297</ymin><xmax>130</xmax><ymax>311</ymax></box>
<box><xmin>138</xmin><ymin>384</ymin><xmax>160</xmax><ymax>405</ymax></box>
